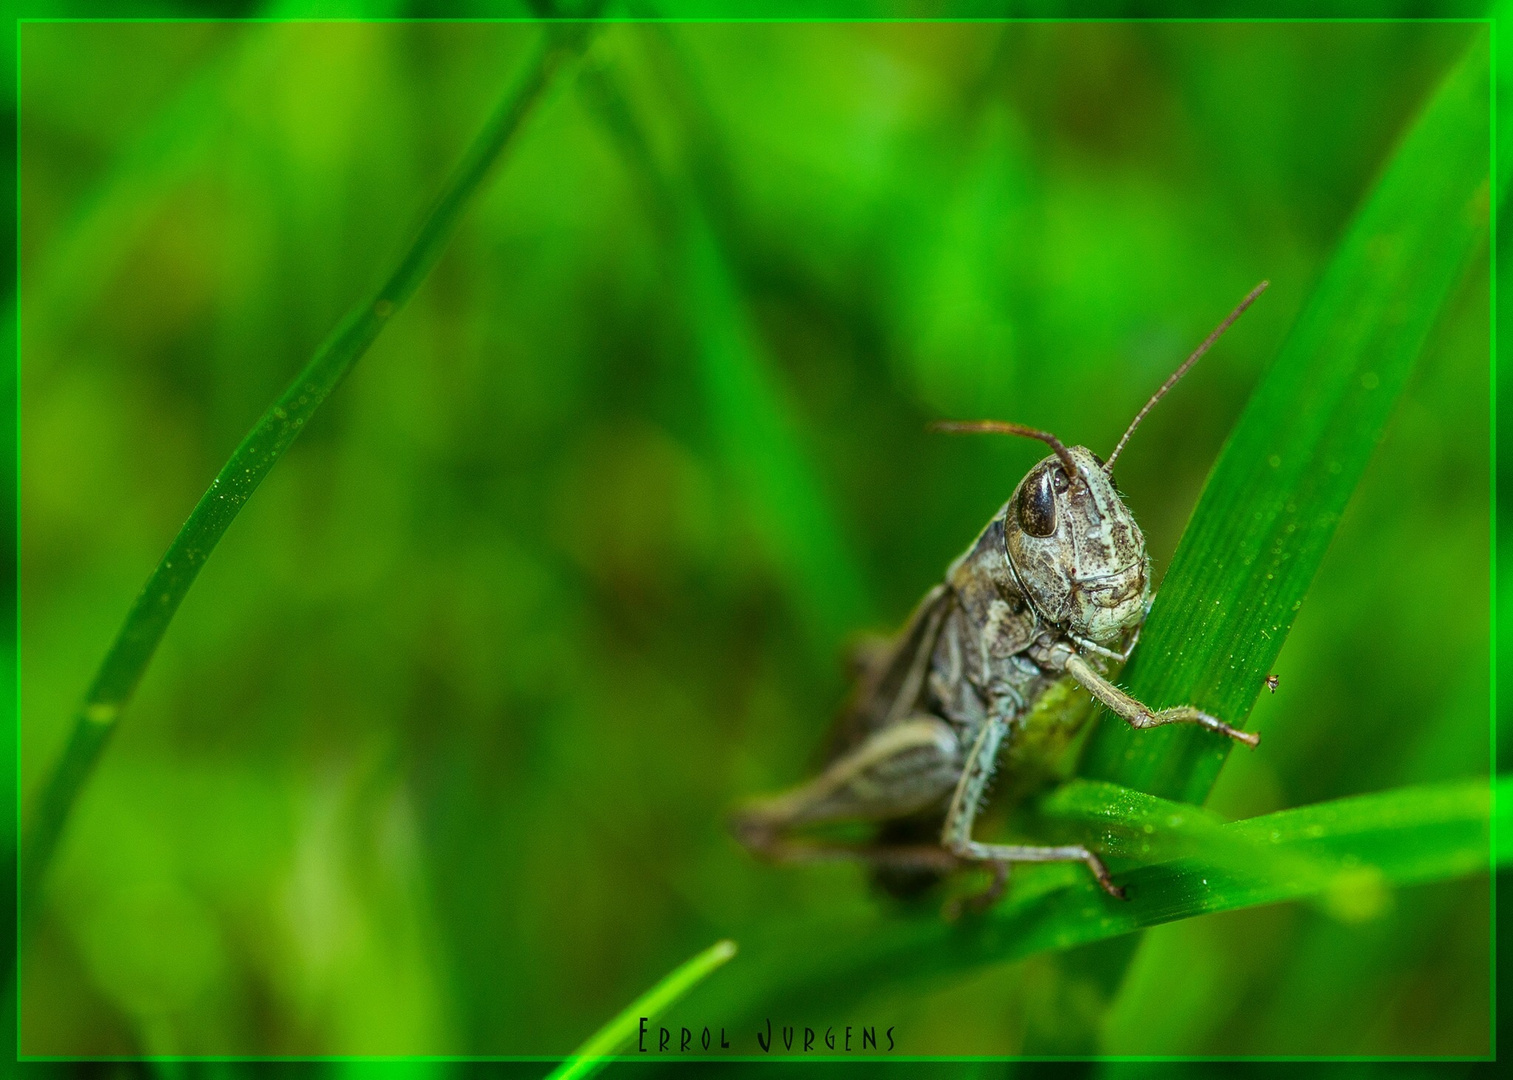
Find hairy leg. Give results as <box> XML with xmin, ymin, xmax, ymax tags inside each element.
<box><xmin>1063</xmin><ymin>653</ymin><xmax>1259</xmax><ymax>748</ymax></box>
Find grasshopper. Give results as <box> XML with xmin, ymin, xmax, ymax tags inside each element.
<box><xmin>733</xmin><ymin>283</ymin><xmax>1268</xmax><ymax>912</ymax></box>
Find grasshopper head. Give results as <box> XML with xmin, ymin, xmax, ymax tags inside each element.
<box><xmin>934</xmin><ymin>283</ymin><xmax>1270</xmax><ymax>647</ymax></box>
<box><xmin>1003</xmin><ymin>446</ymin><xmax>1149</xmax><ymax>645</ymax></box>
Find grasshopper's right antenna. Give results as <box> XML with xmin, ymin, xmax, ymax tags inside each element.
<box><xmin>930</xmin><ymin>419</ymin><xmax>1082</xmax><ymax>490</ymax></box>
<box><xmin>1104</xmin><ymin>280</ymin><xmax>1270</xmax><ymax>473</ymax></box>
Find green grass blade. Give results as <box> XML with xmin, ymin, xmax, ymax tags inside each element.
<box><xmin>1040</xmin><ymin>778</ymin><xmax>1491</xmax><ymax>921</ymax></box>
<box><xmin>1035</xmin><ymin>779</ymin><xmax>1344</xmax><ymax>904</ymax></box>
<box><xmin>545</xmin><ymin>939</ymin><xmax>737</xmax><ymax>1080</ymax></box>
<box><xmin>684</xmin><ymin>777</ymin><xmax>1498</xmax><ymax>1029</ymax></box>
<box><xmin>1014</xmin><ymin>777</ymin><xmax>1496</xmax><ymax>953</ymax></box>
<box><xmin>1079</xmin><ymin>36</ymin><xmax>1490</xmax><ymax>803</ymax></box>
<box><xmin>18</xmin><ymin>25</ymin><xmax>593</xmax><ymax>930</ymax></box>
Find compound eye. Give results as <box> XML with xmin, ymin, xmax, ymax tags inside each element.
<box><xmin>1016</xmin><ymin>469</ymin><xmax>1057</xmax><ymax>537</ymax></box>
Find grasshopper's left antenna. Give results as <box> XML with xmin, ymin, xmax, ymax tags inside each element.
<box><xmin>1104</xmin><ymin>280</ymin><xmax>1270</xmax><ymax>473</ymax></box>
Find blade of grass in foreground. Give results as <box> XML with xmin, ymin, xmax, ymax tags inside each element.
<box><xmin>1033</xmin><ymin>779</ymin><xmax>1347</xmax><ymax>908</ymax></box>
<box><xmin>678</xmin><ymin>776</ymin><xmax>1500</xmax><ymax>1031</ymax></box>
<box><xmin>1038</xmin><ymin>779</ymin><xmax>1488</xmax><ymax>923</ymax></box>
<box><xmin>1080</xmin><ymin>33</ymin><xmax>1490</xmax><ymax>804</ymax></box>
<box><xmin>545</xmin><ymin>939</ymin><xmax>737</xmax><ymax>1080</ymax></box>
<box><xmin>18</xmin><ymin>23</ymin><xmax>594</xmax><ymax>932</ymax></box>
<box><xmin>1057</xmin><ymin>34</ymin><xmax>1489</xmax><ymax>1051</ymax></box>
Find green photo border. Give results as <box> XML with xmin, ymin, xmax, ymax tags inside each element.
<box><xmin>5</xmin><ymin>3</ymin><xmax>1502</xmax><ymax>1073</ymax></box>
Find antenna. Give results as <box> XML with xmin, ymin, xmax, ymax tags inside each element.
<box><xmin>1104</xmin><ymin>280</ymin><xmax>1270</xmax><ymax>473</ymax></box>
<box><xmin>929</xmin><ymin>419</ymin><xmax>1083</xmax><ymax>489</ymax></box>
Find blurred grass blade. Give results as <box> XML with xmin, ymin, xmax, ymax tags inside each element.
<box><xmin>546</xmin><ymin>939</ymin><xmax>737</xmax><ymax>1080</ymax></box>
<box><xmin>26</xmin><ymin>32</ymin><xmax>241</xmax><ymax>352</ymax></box>
<box><xmin>682</xmin><ymin>213</ymin><xmax>872</xmax><ymax>650</ymax></box>
<box><xmin>684</xmin><ymin>777</ymin><xmax>1498</xmax><ymax>1028</ymax></box>
<box><xmin>18</xmin><ymin>24</ymin><xmax>593</xmax><ymax>930</ymax></box>
<box><xmin>581</xmin><ymin>55</ymin><xmax>871</xmax><ymax>652</ymax></box>
<box><xmin>1080</xmin><ymin>36</ymin><xmax>1490</xmax><ymax>802</ymax></box>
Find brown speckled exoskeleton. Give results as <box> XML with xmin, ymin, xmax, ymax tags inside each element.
<box><xmin>733</xmin><ymin>283</ymin><xmax>1269</xmax><ymax>914</ymax></box>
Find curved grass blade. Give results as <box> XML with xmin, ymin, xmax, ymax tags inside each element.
<box><xmin>682</xmin><ymin>777</ymin><xmax>1500</xmax><ymax>1030</ymax></box>
<box><xmin>546</xmin><ymin>939</ymin><xmax>737</xmax><ymax>1080</ymax></box>
<box><xmin>18</xmin><ymin>23</ymin><xmax>595</xmax><ymax>931</ymax></box>
<box><xmin>1079</xmin><ymin>36</ymin><xmax>1490</xmax><ymax>804</ymax></box>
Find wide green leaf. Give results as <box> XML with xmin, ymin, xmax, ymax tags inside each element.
<box><xmin>1079</xmin><ymin>35</ymin><xmax>1490</xmax><ymax>804</ymax></box>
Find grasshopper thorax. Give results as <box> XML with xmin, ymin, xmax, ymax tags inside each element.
<box><xmin>1004</xmin><ymin>445</ymin><xmax>1149</xmax><ymax>646</ymax></box>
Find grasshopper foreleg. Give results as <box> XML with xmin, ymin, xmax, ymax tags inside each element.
<box><xmin>1062</xmin><ymin>652</ymin><xmax>1260</xmax><ymax>748</ymax></box>
<box><xmin>940</xmin><ymin>713</ymin><xmax>1126</xmax><ymax>902</ymax></box>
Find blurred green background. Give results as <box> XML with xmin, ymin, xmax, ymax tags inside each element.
<box><xmin>18</xmin><ymin>19</ymin><xmax>1489</xmax><ymax>1058</ymax></box>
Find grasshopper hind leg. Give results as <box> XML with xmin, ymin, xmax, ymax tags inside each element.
<box><xmin>731</xmin><ymin>716</ymin><xmax>963</xmax><ymax>890</ymax></box>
